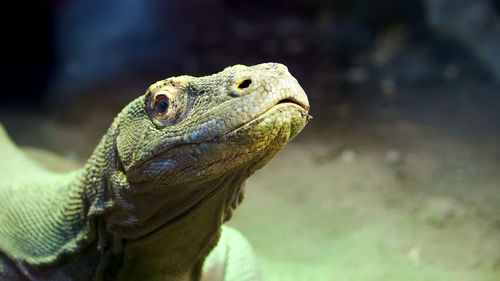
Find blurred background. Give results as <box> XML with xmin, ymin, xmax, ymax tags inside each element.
<box><xmin>1</xmin><ymin>0</ymin><xmax>500</xmax><ymax>280</ymax></box>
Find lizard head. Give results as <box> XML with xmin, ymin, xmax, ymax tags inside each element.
<box><xmin>107</xmin><ymin>63</ymin><xmax>310</xmax><ymax>240</ymax></box>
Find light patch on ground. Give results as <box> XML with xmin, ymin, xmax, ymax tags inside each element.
<box><xmin>229</xmin><ymin>139</ymin><xmax>500</xmax><ymax>281</ymax></box>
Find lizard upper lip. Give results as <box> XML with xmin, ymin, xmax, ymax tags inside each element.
<box><xmin>276</xmin><ymin>97</ymin><xmax>309</xmax><ymax>111</ymax></box>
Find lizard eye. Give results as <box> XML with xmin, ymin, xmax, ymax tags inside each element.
<box><xmin>156</xmin><ymin>97</ymin><xmax>169</xmax><ymax>114</ymax></box>
<box><xmin>147</xmin><ymin>92</ymin><xmax>178</xmax><ymax>127</ymax></box>
<box><xmin>145</xmin><ymin>79</ymin><xmax>187</xmax><ymax>127</ymax></box>
<box><xmin>153</xmin><ymin>94</ymin><xmax>171</xmax><ymax>120</ymax></box>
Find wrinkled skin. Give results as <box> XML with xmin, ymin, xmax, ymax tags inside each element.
<box><xmin>0</xmin><ymin>63</ymin><xmax>310</xmax><ymax>281</ymax></box>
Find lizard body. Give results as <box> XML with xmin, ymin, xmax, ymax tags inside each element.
<box><xmin>0</xmin><ymin>63</ymin><xmax>310</xmax><ymax>281</ymax></box>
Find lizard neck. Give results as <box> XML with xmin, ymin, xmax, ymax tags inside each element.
<box><xmin>112</xmin><ymin>173</ymin><xmax>246</xmax><ymax>281</ymax></box>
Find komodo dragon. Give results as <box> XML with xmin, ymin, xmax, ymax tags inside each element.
<box><xmin>0</xmin><ymin>63</ymin><xmax>310</xmax><ymax>281</ymax></box>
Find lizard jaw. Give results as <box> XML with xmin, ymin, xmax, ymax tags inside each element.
<box><xmin>126</xmin><ymin>89</ymin><xmax>310</xmax><ymax>179</ymax></box>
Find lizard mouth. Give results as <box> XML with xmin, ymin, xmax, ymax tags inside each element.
<box><xmin>275</xmin><ymin>97</ymin><xmax>309</xmax><ymax>111</ymax></box>
<box><xmin>215</xmin><ymin>96</ymin><xmax>310</xmax><ymax>140</ymax></box>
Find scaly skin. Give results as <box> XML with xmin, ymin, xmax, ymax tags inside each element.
<box><xmin>0</xmin><ymin>63</ymin><xmax>310</xmax><ymax>281</ymax></box>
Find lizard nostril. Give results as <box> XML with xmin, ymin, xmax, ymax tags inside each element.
<box><xmin>236</xmin><ymin>79</ymin><xmax>252</xmax><ymax>89</ymax></box>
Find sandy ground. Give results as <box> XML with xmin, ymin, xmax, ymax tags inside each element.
<box><xmin>1</xmin><ymin>108</ymin><xmax>499</xmax><ymax>281</ymax></box>
<box><xmin>230</xmin><ymin>128</ymin><xmax>500</xmax><ymax>281</ymax></box>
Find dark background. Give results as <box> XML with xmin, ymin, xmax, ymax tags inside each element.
<box><xmin>2</xmin><ymin>0</ymin><xmax>500</xmax><ymax>137</ymax></box>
